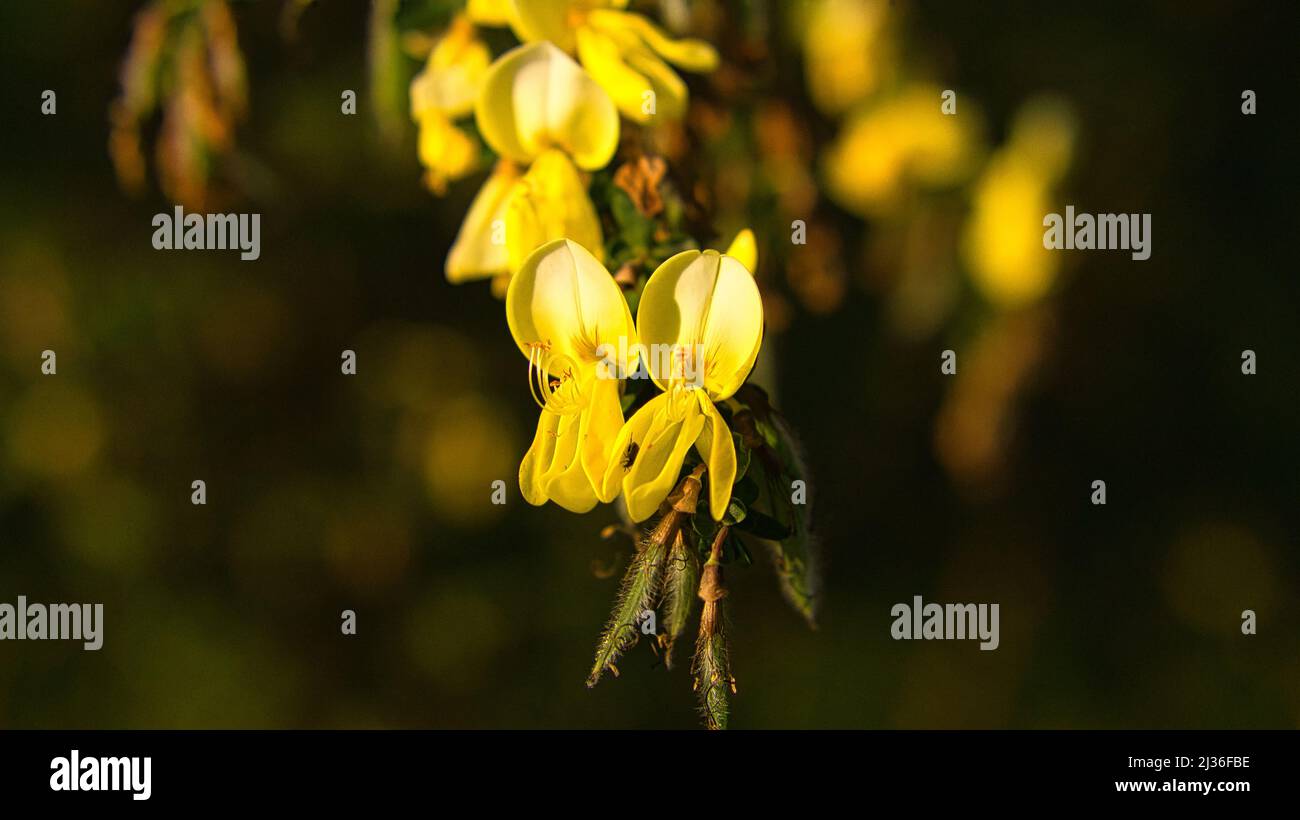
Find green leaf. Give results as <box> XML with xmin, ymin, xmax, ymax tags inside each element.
<box><xmin>733</xmin><ymin>474</ymin><xmax>760</xmax><ymax>507</ymax></box>
<box><xmin>732</xmin><ymin>432</ymin><xmax>751</xmax><ymax>482</ymax></box>
<box><xmin>736</xmin><ymin>508</ymin><xmax>790</xmax><ymax>540</ymax></box>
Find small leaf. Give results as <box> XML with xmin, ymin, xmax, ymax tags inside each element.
<box><xmin>736</xmin><ymin>508</ymin><xmax>790</xmax><ymax>540</ymax></box>
<box><xmin>722</xmin><ymin>497</ymin><xmax>747</xmax><ymax>527</ymax></box>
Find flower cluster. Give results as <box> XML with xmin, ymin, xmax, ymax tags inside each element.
<box><xmin>411</xmin><ymin>1</ymin><xmax>816</xmax><ymax>729</ymax></box>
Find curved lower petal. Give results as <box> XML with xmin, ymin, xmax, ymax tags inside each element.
<box><xmin>587</xmin><ymin>10</ymin><xmax>719</xmax><ymax>73</ymax></box>
<box><xmin>601</xmin><ymin>392</ymin><xmax>667</xmax><ymax>502</ymax></box>
<box><xmin>541</xmin><ymin>408</ymin><xmax>599</xmax><ymax>513</ymax></box>
<box><xmin>576</xmin><ymin>27</ymin><xmax>685</xmax><ymax>123</ymax></box>
<box><xmin>583</xmin><ymin>376</ymin><xmax>625</xmax><ymax>502</ymax></box>
<box><xmin>693</xmin><ymin>392</ymin><xmax>736</xmax><ymax>520</ymax></box>
<box><xmin>623</xmin><ymin>395</ymin><xmax>706</xmax><ymax>522</ymax></box>
<box><xmin>446</xmin><ymin>161</ymin><xmax>521</xmax><ymax>283</ymax></box>
<box><xmin>504</xmin><ymin>150</ymin><xmax>603</xmax><ymax>273</ymax></box>
<box><xmin>520</xmin><ymin>407</ymin><xmax>562</xmax><ymax>505</ymax></box>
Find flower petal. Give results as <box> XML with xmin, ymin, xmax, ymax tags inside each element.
<box><xmin>409</xmin><ymin>17</ymin><xmax>491</xmax><ymax>120</ymax></box>
<box><xmin>601</xmin><ymin>391</ymin><xmax>666</xmax><ymax>502</ymax></box>
<box><xmin>416</xmin><ymin>112</ymin><xmax>480</xmax><ymax>193</ymax></box>
<box><xmin>587</xmin><ymin>10</ymin><xmax>719</xmax><ymax>73</ymax></box>
<box><xmin>541</xmin><ymin>408</ymin><xmax>599</xmax><ymax>513</ymax></box>
<box><xmin>466</xmin><ymin>0</ymin><xmax>517</xmax><ymax>28</ymax></box>
<box><xmin>446</xmin><ymin>161</ymin><xmax>521</xmax><ymax>283</ymax></box>
<box><xmin>506</xmin><ymin>238</ymin><xmax>636</xmax><ymax>375</ymax></box>
<box><xmin>623</xmin><ymin>397</ymin><xmax>706</xmax><ymax>522</ymax></box>
<box><xmin>504</xmin><ymin>149</ymin><xmax>603</xmax><ymax>273</ymax></box>
<box><xmin>693</xmin><ymin>391</ymin><xmax>736</xmax><ymax>520</ymax></box>
<box><xmin>637</xmin><ymin>249</ymin><xmax>764</xmax><ymax>400</ymax></box>
<box><xmin>509</xmin><ymin>0</ymin><xmax>580</xmax><ymax>52</ymax></box>
<box><xmin>725</xmin><ymin>228</ymin><xmax>757</xmax><ymax>274</ymax></box>
<box><xmin>576</xmin><ymin>26</ymin><xmax>686</xmax><ymax>123</ymax></box>
<box><xmin>519</xmin><ymin>407</ymin><xmax>561</xmax><ymax>505</ymax></box>
<box><xmin>583</xmin><ymin>376</ymin><xmax>625</xmax><ymax>502</ymax></box>
<box><xmin>475</xmin><ymin>41</ymin><xmax>619</xmax><ymax>170</ymax></box>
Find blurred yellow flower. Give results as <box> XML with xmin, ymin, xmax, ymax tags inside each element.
<box><xmin>802</xmin><ymin>0</ymin><xmax>893</xmax><ymax>116</ymax></box>
<box><xmin>409</xmin><ymin>15</ymin><xmax>491</xmax><ymax>193</ymax></box>
<box><xmin>466</xmin><ymin>0</ymin><xmax>518</xmax><ymax>27</ymax></box>
<box><xmin>725</xmin><ymin>228</ymin><xmax>758</xmax><ymax>274</ymax></box>
<box><xmin>475</xmin><ymin>40</ymin><xmax>619</xmax><ymax>169</ymax></box>
<box><xmin>824</xmin><ymin>84</ymin><xmax>983</xmax><ymax>218</ymax></box>
<box><xmin>446</xmin><ymin>160</ymin><xmax>520</xmax><ymax>283</ymax></box>
<box><xmin>603</xmin><ymin>245</ymin><xmax>763</xmax><ymax>521</ymax></box>
<box><xmin>962</xmin><ymin>98</ymin><xmax>1077</xmax><ymax>308</ymax></box>
<box><xmin>509</xmin><ymin>0</ymin><xmax>718</xmax><ymax>123</ymax></box>
<box><xmin>505</xmin><ymin>149</ymin><xmax>605</xmax><ymax>273</ymax></box>
<box><xmin>506</xmin><ymin>239</ymin><xmax>638</xmax><ymax>513</ymax></box>
<box><xmin>447</xmin><ymin>42</ymin><xmax>619</xmax><ymax>284</ymax></box>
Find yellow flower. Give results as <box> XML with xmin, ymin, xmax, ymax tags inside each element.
<box><xmin>446</xmin><ymin>42</ymin><xmax>618</xmax><ymax>284</ymax></box>
<box><xmin>409</xmin><ymin>15</ymin><xmax>491</xmax><ymax>193</ymax></box>
<box><xmin>466</xmin><ymin>0</ymin><xmax>518</xmax><ymax>27</ymax></box>
<box><xmin>603</xmin><ymin>245</ymin><xmax>763</xmax><ymax>522</ymax></box>
<box><xmin>802</xmin><ymin>0</ymin><xmax>893</xmax><ymax>116</ymax></box>
<box><xmin>962</xmin><ymin>98</ymin><xmax>1077</xmax><ymax>308</ymax></box>
<box><xmin>507</xmin><ymin>239</ymin><xmax>638</xmax><ymax>513</ymax></box>
<box><xmin>446</xmin><ymin>160</ymin><xmax>520</xmax><ymax>283</ymax></box>
<box><xmin>509</xmin><ymin>0</ymin><xmax>718</xmax><ymax>123</ymax></box>
<box><xmin>506</xmin><ymin>149</ymin><xmax>605</xmax><ymax>273</ymax></box>
<box><xmin>476</xmin><ymin>40</ymin><xmax>619</xmax><ymax>169</ymax></box>
<box><xmin>824</xmin><ymin>84</ymin><xmax>982</xmax><ymax>218</ymax></box>
<box><xmin>725</xmin><ymin>228</ymin><xmax>758</xmax><ymax>274</ymax></box>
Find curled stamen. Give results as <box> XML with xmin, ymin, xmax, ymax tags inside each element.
<box><xmin>527</xmin><ymin>343</ymin><xmax>550</xmax><ymax>410</ymax></box>
<box><xmin>525</xmin><ymin>341</ymin><xmax>586</xmax><ymax>416</ymax></box>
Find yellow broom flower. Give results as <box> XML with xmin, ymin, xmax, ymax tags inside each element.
<box><xmin>507</xmin><ymin>239</ymin><xmax>638</xmax><ymax>512</ymax></box>
<box><xmin>603</xmin><ymin>244</ymin><xmax>763</xmax><ymax>521</ymax></box>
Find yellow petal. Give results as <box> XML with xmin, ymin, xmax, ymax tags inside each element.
<box><xmin>623</xmin><ymin>394</ymin><xmax>705</xmax><ymax>522</ymax></box>
<box><xmin>601</xmin><ymin>391</ymin><xmax>665</xmax><ymax>502</ymax></box>
<box><xmin>510</xmin><ymin>0</ymin><xmax>580</xmax><ymax>52</ymax></box>
<box><xmin>803</xmin><ymin>0</ymin><xmax>890</xmax><ymax>116</ymax></box>
<box><xmin>446</xmin><ymin>161</ymin><xmax>521</xmax><ymax>283</ymax></box>
<box><xmin>475</xmin><ymin>41</ymin><xmax>619</xmax><ymax>170</ymax></box>
<box><xmin>637</xmin><ymin>250</ymin><xmax>764</xmax><ymax>400</ymax></box>
<box><xmin>541</xmin><ymin>407</ymin><xmax>599</xmax><ymax>513</ymax></box>
<box><xmin>520</xmin><ymin>406</ymin><xmax>562</xmax><ymax>505</ymax></box>
<box><xmin>576</xmin><ymin>26</ymin><xmax>686</xmax><ymax>123</ymax></box>
<box><xmin>823</xmin><ymin>85</ymin><xmax>982</xmax><ymax>217</ymax></box>
<box><xmin>506</xmin><ymin>238</ymin><xmax>636</xmax><ymax>376</ymax></box>
<box><xmin>466</xmin><ymin>0</ymin><xmax>518</xmax><ymax>28</ymax></box>
<box><xmin>409</xmin><ymin>17</ymin><xmax>492</xmax><ymax>120</ymax></box>
<box><xmin>725</xmin><ymin>228</ymin><xmax>757</xmax><ymax>274</ymax></box>
<box><xmin>416</xmin><ymin>112</ymin><xmax>480</xmax><ymax>193</ymax></box>
<box><xmin>587</xmin><ymin>10</ymin><xmax>718</xmax><ymax>73</ymax></box>
<box><xmin>693</xmin><ymin>391</ymin><xmax>736</xmax><ymax>520</ymax></box>
<box><xmin>505</xmin><ymin>149</ymin><xmax>603</xmax><ymax>273</ymax></box>
<box><xmin>583</xmin><ymin>376</ymin><xmax>625</xmax><ymax>502</ymax></box>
